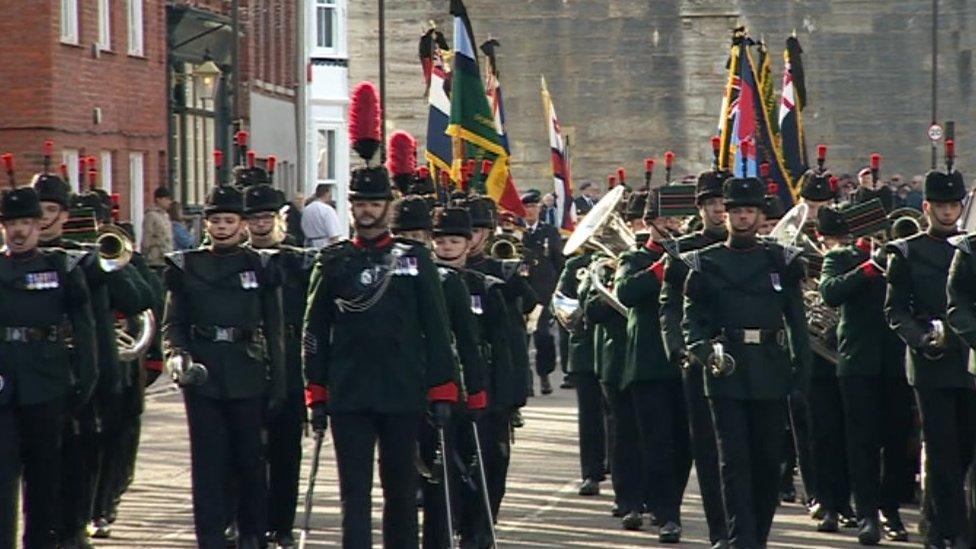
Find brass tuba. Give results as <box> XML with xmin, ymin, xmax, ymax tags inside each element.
<box><xmin>96</xmin><ymin>224</ymin><xmax>156</xmax><ymax>362</ymax></box>
<box><xmin>556</xmin><ymin>186</ymin><xmax>634</xmax><ymax>318</ymax></box>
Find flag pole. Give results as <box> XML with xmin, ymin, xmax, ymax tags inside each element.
<box><xmin>931</xmin><ymin>0</ymin><xmax>938</xmax><ymax>170</ymax></box>
<box><xmin>379</xmin><ymin>0</ymin><xmax>387</xmax><ymax>162</ymax></box>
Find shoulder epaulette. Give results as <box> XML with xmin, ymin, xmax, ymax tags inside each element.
<box><xmin>302</xmin><ymin>248</ymin><xmax>318</xmax><ymax>270</ymax></box>
<box><xmin>164</xmin><ymin>250</ymin><xmax>186</xmax><ymax>271</ymax></box>
<box><xmin>949</xmin><ymin>234</ymin><xmax>974</xmax><ymax>255</ymax></box>
<box><xmin>392</xmin><ymin>241</ymin><xmax>414</xmax><ymax>258</ymax></box>
<box><xmin>683</xmin><ymin>250</ymin><xmax>702</xmax><ymax>273</ymax></box>
<box><xmin>65</xmin><ymin>249</ymin><xmax>88</xmax><ymax>272</ymax></box>
<box><xmin>484</xmin><ymin>274</ymin><xmax>505</xmax><ymax>288</ymax></box>
<box><xmin>316</xmin><ymin>240</ymin><xmax>355</xmax><ymax>265</ymax></box>
<box><xmin>885</xmin><ymin>239</ymin><xmax>910</xmax><ymax>259</ymax></box>
<box><xmin>437</xmin><ymin>265</ymin><xmax>457</xmax><ymax>281</ymax></box>
<box><xmin>783</xmin><ymin>244</ymin><xmax>804</xmax><ymax>265</ymax></box>
<box><xmin>252</xmin><ymin>247</ymin><xmax>280</xmax><ymax>268</ymax></box>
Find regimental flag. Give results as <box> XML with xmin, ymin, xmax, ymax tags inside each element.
<box><xmin>757</xmin><ymin>41</ymin><xmax>779</xmax><ymax>139</ymax></box>
<box><xmin>541</xmin><ymin>75</ymin><xmax>574</xmax><ymax>232</ymax></box>
<box><xmin>422</xmin><ymin>29</ymin><xmax>453</xmax><ymax>176</ymax></box>
<box><xmin>717</xmin><ymin>28</ymin><xmax>746</xmax><ymax>171</ymax></box>
<box><xmin>446</xmin><ymin>0</ymin><xmax>524</xmax><ymax>216</ymax></box>
<box><xmin>779</xmin><ymin>35</ymin><xmax>808</xmax><ymax>185</ymax></box>
<box><xmin>723</xmin><ymin>32</ymin><xmax>795</xmax><ymax>205</ymax></box>
<box><xmin>481</xmin><ymin>39</ymin><xmax>526</xmax><ymax>217</ymax></box>
<box><xmin>419</xmin><ymin>27</ymin><xmax>449</xmax><ymax>94</ymax></box>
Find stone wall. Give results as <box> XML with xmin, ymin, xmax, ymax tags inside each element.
<box><xmin>349</xmin><ymin>0</ymin><xmax>976</xmax><ymax>192</ymax></box>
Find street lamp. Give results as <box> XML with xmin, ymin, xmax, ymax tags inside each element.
<box><xmin>193</xmin><ymin>58</ymin><xmax>222</xmax><ymax>102</ymax></box>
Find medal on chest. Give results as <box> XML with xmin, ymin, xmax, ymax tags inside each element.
<box><xmin>0</xmin><ymin>374</ymin><xmax>5</xmax><ymax>394</ymax></box>
<box><xmin>770</xmin><ymin>273</ymin><xmax>782</xmax><ymax>292</ymax></box>
<box><xmin>239</xmin><ymin>270</ymin><xmax>259</xmax><ymax>289</ymax></box>
<box><xmin>25</xmin><ymin>271</ymin><xmax>59</xmax><ymax>290</ymax></box>
<box><xmin>470</xmin><ymin>294</ymin><xmax>484</xmax><ymax>315</ymax></box>
<box><xmin>393</xmin><ymin>256</ymin><xmax>419</xmax><ymax>276</ymax></box>
<box><xmin>360</xmin><ymin>268</ymin><xmax>376</xmax><ymax>286</ymax></box>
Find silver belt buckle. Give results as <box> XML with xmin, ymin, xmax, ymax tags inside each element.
<box><xmin>8</xmin><ymin>328</ymin><xmax>26</xmax><ymax>342</ymax></box>
<box><xmin>743</xmin><ymin>329</ymin><xmax>762</xmax><ymax>345</ymax></box>
<box><xmin>214</xmin><ymin>327</ymin><xmax>233</xmax><ymax>343</ymax></box>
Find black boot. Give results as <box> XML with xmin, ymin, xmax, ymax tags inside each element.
<box><xmin>817</xmin><ymin>510</ymin><xmax>839</xmax><ymax>533</ymax></box>
<box><xmin>658</xmin><ymin>522</ymin><xmax>682</xmax><ymax>544</ymax></box>
<box><xmin>577</xmin><ymin>478</ymin><xmax>600</xmax><ymax>496</ymax></box>
<box><xmin>881</xmin><ymin>509</ymin><xmax>909</xmax><ymax>542</ymax></box>
<box><xmin>621</xmin><ymin>511</ymin><xmax>642</xmax><ymax>530</ymax></box>
<box><xmin>857</xmin><ymin>516</ymin><xmax>881</xmax><ymax>545</ymax></box>
<box><xmin>540</xmin><ymin>375</ymin><xmax>553</xmax><ymax>395</ymax></box>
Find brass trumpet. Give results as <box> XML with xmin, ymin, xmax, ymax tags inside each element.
<box><xmin>95</xmin><ymin>224</ymin><xmax>133</xmax><ymax>273</ymax></box>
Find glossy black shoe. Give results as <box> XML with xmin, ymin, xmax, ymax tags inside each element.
<box><xmin>621</xmin><ymin>511</ymin><xmax>643</xmax><ymax>530</ymax></box>
<box><xmin>610</xmin><ymin>503</ymin><xmax>624</xmax><ymax>517</ymax></box>
<box><xmin>780</xmin><ymin>484</ymin><xmax>797</xmax><ymax>503</ymax></box>
<box><xmin>90</xmin><ymin>517</ymin><xmax>111</xmax><ymax>539</ymax></box>
<box><xmin>658</xmin><ymin>521</ymin><xmax>682</xmax><ymax>544</ymax></box>
<box><xmin>817</xmin><ymin>511</ymin><xmax>839</xmax><ymax>533</ymax></box>
<box><xmin>560</xmin><ymin>376</ymin><xmax>574</xmax><ymax>389</ymax></box>
<box><xmin>540</xmin><ymin>375</ymin><xmax>553</xmax><ymax>395</ymax></box>
<box><xmin>840</xmin><ymin>507</ymin><xmax>859</xmax><ymax>528</ymax></box>
<box><xmin>881</xmin><ymin>509</ymin><xmax>909</xmax><ymax>542</ymax></box>
<box><xmin>225</xmin><ymin>524</ymin><xmax>238</xmax><ymax>547</ymax></box>
<box><xmin>807</xmin><ymin>498</ymin><xmax>825</xmax><ymax>520</ymax></box>
<box><xmin>511</xmin><ymin>410</ymin><xmax>525</xmax><ymax>428</ymax></box>
<box><xmin>578</xmin><ymin>478</ymin><xmax>600</xmax><ymax>496</ymax></box>
<box><xmin>857</xmin><ymin>517</ymin><xmax>881</xmax><ymax>545</ymax></box>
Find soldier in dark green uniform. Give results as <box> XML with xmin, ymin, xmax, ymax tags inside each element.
<box><xmin>243</xmin><ymin>181</ymin><xmax>315</xmax><ymax>548</ymax></box>
<box><xmin>820</xmin><ymin>209</ymin><xmax>912</xmax><ymax>544</ymax></box>
<box><xmin>303</xmin><ymin>165</ymin><xmax>458</xmax><ymax>548</ymax></box>
<box><xmin>431</xmin><ymin>206</ymin><xmax>510</xmax><ymax>548</ymax></box>
<box><xmin>886</xmin><ymin>168</ymin><xmax>971</xmax><ymax>549</ymax></box>
<box><xmin>0</xmin><ymin>183</ymin><xmax>97</xmax><ymax>549</ymax></box>
<box><xmin>162</xmin><ymin>184</ymin><xmax>285</xmax><ymax>549</ymax></box>
<box><xmin>659</xmin><ymin>169</ymin><xmax>730</xmax><ymax>549</ymax></box>
<box><xmin>683</xmin><ymin>175</ymin><xmax>811</xmax><ymax>549</ymax></box>
<box><xmin>616</xmin><ymin>188</ymin><xmax>691</xmax><ymax>541</ymax></box>
<box><xmin>32</xmin><ymin>172</ymin><xmax>149</xmax><ymax>549</ymax></box>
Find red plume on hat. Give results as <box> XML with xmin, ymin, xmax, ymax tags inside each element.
<box><xmin>43</xmin><ymin>140</ymin><xmax>54</xmax><ymax>173</ymax></box>
<box><xmin>1</xmin><ymin>153</ymin><xmax>14</xmax><ymax>187</ymax></box>
<box><xmin>767</xmin><ymin>182</ymin><xmax>779</xmax><ymax>195</ymax></box>
<box><xmin>386</xmin><ymin>130</ymin><xmax>417</xmax><ymax>177</ymax></box>
<box><xmin>349</xmin><ymin>81</ymin><xmax>382</xmax><ymax>162</ymax></box>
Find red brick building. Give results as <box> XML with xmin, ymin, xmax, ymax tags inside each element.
<box><xmin>0</xmin><ymin>0</ymin><xmax>167</xmax><ymax>237</ymax></box>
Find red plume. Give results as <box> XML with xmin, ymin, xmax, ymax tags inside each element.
<box><xmin>235</xmin><ymin>131</ymin><xmax>249</xmax><ymax>148</ymax></box>
<box><xmin>870</xmin><ymin>153</ymin><xmax>881</xmax><ymax>170</ymax></box>
<box><xmin>87</xmin><ymin>169</ymin><xmax>98</xmax><ymax>190</ymax></box>
<box><xmin>85</xmin><ymin>156</ymin><xmax>97</xmax><ymax>170</ymax></box>
<box><xmin>817</xmin><ymin>144</ymin><xmax>827</xmax><ymax>162</ymax></box>
<box><xmin>711</xmin><ymin>136</ymin><xmax>721</xmax><ymax>153</ymax></box>
<box><xmin>465</xmin><ymin>159</ymin><xmax>476</xmax><ymax>178</ymax></box>
<box><xmin>617</xmin><ymin>167</ymin><xmax>626</xmax><ymax>184</ymax></box>
<box><xmin>767</xmin><ymin>182</ymin><xmax>779</xmax><ymax>195</ymax></box>
<box><xmin>1</xmin><ymin>154</ymin><xmax>13</xmax><ymax>186</ymax></box>
<box><xmin>213</xmin><ymin>149</ymin><xmax>224</xmax><ymax>168</ymax></box>
<box><xmin>608</xmin><ymin>175</ymin><xmax>617</xmax><ymax>188</ymax></box>
<box><xmin>418</xmin><ymin>166</ymin><xmax>430</xmax><ymax>180</ymax></box>
<box><xmin>59</xmin><ymin>163</ymin><xmax>68</xmax><ymax>180</ymax></box>
<box><xmin>644</xmin><ymin>158</ymin><xmax>655</xmax><ymax>173</ymax></box>
<box><xmin>481</xmin><ymin>159</ymin><xmax>492</xmax><ymax>176</ymax></box>
<box><xmin>267</xmin><ymin>155</ymin><xmax>277</xmax><ymax>175</ymax></box>
<box><xmin>664</xmin><ymin>150</ymin><xmax>675</xmax><ymax>168</ymax></box>
<box><xmin>828</xmin><ymin>176</ymin><xmax>839</xmax><ymax>192</ymax></box>
<box><xmin>349</xmin><ymin>81</ymin><xmax>382</xmax><ymax>161</ymax></box>
<box><xmin>947</xmin><ymin>139</ymin><xmax>956</xmax><ymax>160</ymax></box>
<box><xmin>759</xmin><ymin>162</ymin><xmax>771</xmax><ymax>178</ymax></box>
<box><xmin>439</xmin><ymin>170</ymin><xmax>451</xmax><ymax>186</ymax></box>
<box><xmin>385</xmin><ymin>130</ymin><xmax>417</xmax><ymax>176</ymax></box>
<box><xmin>246</xmin><ymin>150</ymin><xmax>256</xmax><ymax>168</ymax></box>
<box><xmin>43</xmin><ymin>140</ymin><xmax>54</xmax><ymax>156</ymax></box>
<box><xmin>739</xmin><ymin>141</ymin><xmax>751</xmax><ymax>159</ymax></box>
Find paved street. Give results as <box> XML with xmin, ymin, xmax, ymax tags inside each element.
<box><xmin>86</xmin><ymin>383</ymin><xmax>920</xmax><ymax>548</ymax></box>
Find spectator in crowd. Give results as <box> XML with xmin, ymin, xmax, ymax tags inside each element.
<box><xmin>542</xmin><ymin>192</ymin><xmax>558</xmax><ymax>225</ymax></box>
<box><xmin>301</xmin><ymin>183</ymin><xmax>342</xmax><ymax>248</ymax></box>
<box><xmin>902</xmin><ymin>175</ymin><xmax>924</xmax><ymax>210</ymax></box>
<box><xmin>142</xmin><ymin>186</ymin><xmax>174</xmax><ymax>273</ymax></box>
<box><xmin>895</xmin><ymin>184</ymin><xmax>912</xmax><ymax>208</ymax></box>
<box><xmin>574</xmin><ymin>182</ymin><xmax>599</xmax><ymax>215</ymax></box>
<box><xmin>168</xmin><ymin>200</ymin><xmax>196</xmax><ymax>251</ymax></box>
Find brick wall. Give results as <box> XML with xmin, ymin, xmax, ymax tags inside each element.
<box><xmin>349</xmin><ymin>0</ymin><xmax>976</xmax><ymax>192</ymax></box>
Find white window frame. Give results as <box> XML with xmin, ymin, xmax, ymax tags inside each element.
<box><xmin>127</xmin><ymin>0</ymin><xmax>144</xmax><ymax>57</ymax></box>
<box><xmin>100</xmin><ymin>151</ymin><xmax>113</xmax><ymax>195</ymax></box>
<box><xmin>62</xmin><ymin>149</ymin><xmax>80</xmax><ymax>193</ymax></box>
<box><xmin>97</xmin><ymin>0</ymin><xmax>112</xmax><ymax>51</ymax></box>
<box><xmin>129</xmin><ymin>152</ymin><xmax>145</xmax><ymax>247</ymax></box>
<box><xmin>60</xmin><ymin>0</ymin><xmax>79</xmax><ymax>45</ymax></box>
<box><xmin>312</xmin><ymin>0</ymin><xmax>346</xmax><ymax>58</ymax></box>
<box><xmin>315</xmin><ymin>126</ymin><xmax>338</xmax><ymax>186</ymax></box>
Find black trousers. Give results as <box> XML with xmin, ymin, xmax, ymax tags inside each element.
<box><xmin>808</xmin><ymin>376</ymin><xmax>852</xmax><ymax>514</ymax></box>
<box><xmin>710</xmin><ymin>397</ymin><xmax>785</xmax><ymax>549</ymax></box>
<box><xmin>331</xmin><ymin>412</ymin><xmax>421</xmax><ymax>549</ymax></box>
<box><xmin>631</xmin><ymin>380</ymin><xmax>692</xmax><ymax>524</ymax></box>
<box><xmin>456</xmin><ymin>409</ymin><xmax>512</xmax><ymax>549</ymax></box>
<box><xmin>0</xmin><ymin>400</ymin><xmax>65</xmax><ymax>549</ymax></box>
<box><xmin>915</xmin><ymin>386</ymin><xmax>976</xmax><ymax>541</ymax></box>
<box><xmin>267</xmin><ymin>393</ymin><xmax>305</xmax><ymax>535</ymax></box>
<box><xmin>532</xmin><ymin>306</ymin><xmax>556</xmax><ymax>377</ymax></box>
<box><xmin>92</xmin><ymin>392</ymin><xmax>127</xmax><ymax>520</ymax></box>
<box><xmin>602</xmin><ymin>383</ymin><xmax>640</xmax><ymax>513</ymax></box>
<box><xmin>682</xmin><ymin>366</ymin><xmax>728</xmax><ymax>543</ymax></box>
<box><xmin>572</xmin><ymin>372</ymin><xmax>607</xmax><ymax>482</ymax></box>
<box><xmin>421</xmin><ymin>413</ymin><xmax>460</xmax><ymax>549</ymax></box>
<box><xmin>59</xmin><ymin>400</ymin><xmax>99</xmax><ymax>541</ymax></box>
<box><xmin>558</xmin><ymin>324</ymin><xmax>570</xmax><ymax>375</ymax></box>
<box><xmin>183</xmin><ymin>393</ymin><xmax>267</xmax><ymax>549</ymax></box>
<box><xmin>839</xmin><ymin>376</ymin><xmax>914</xmax><ymax>520</ymax></box>
<box><xmin>786</xmin><ymin>391</ymin><xmax>817</xmax><ymax>501</ymax></box>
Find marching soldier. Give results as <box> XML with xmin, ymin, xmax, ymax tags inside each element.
<box><xmin>820</xmin><ymin>210</ymin><xmax>912</xmax><ymax>544</ymax></box>
<box><xmin>886</xmin><ymin>165</ymin><xmax>972</xmax><ymax>549</ymax></box>
<box><xmin>683</xmin><ymin>175</ymin><xmax>811</xmax><ymax>549</ymax></box>
<box><xmin>162</xmin><ymin>184</ymin><xmax>285</xmax><ymax>549</ymax></box>
<box><xmin>616</xmin><ymin>189</ymin><xmax>691</xmax><ymax>541</ymax></box>
<box><xmin>659</xmin><ymin>167</ymin><xmax>730</xmax><ymax>549</ymax></box>
<box><xmin>243</xmin><ymin>181</ymin><xmax>315</xmax><ymax>548</ymax></box>
<box><xmin>0</xmin><ymin>181</ymin><xmax>97</xmax><ymax>549</ymax></box>
<box><xmin>302</xmin><ymin>162</ymin><xmax>458</xmax><ymax>548</ymax></box>
<box><xmin>520</xmin><ymin>190</ymin><xmax>564</xmax><ymax>395</ymax></box>
<box><xmin>31</xmin><ymin>166</ymin><xmax>149</xmax><ymax>549</ymax></box>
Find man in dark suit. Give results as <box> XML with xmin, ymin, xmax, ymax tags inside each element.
<box><xmin>521</xmin><ymin>190</ymin><xmax>564</xmax><ymax>395</ymax></box>
<box><xmin>574</xmin><ymin>182</ymin><xmax>598</xmax><ymax>216</ymax></box>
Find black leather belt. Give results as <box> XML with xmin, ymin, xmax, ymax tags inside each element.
<box><xmin>721</xmin><ymin>328</ymin><xmax>785</xmax><ymax>345</ymax></box>
<box><xmin>191</xmin><ymin>325</ymin><xmax>258</xmax><ymax>343</ymax></box>
<box><xmin>0</xmin><ymin>325</ymin><xmax>62</xmax><ymax>343</ymax></box>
